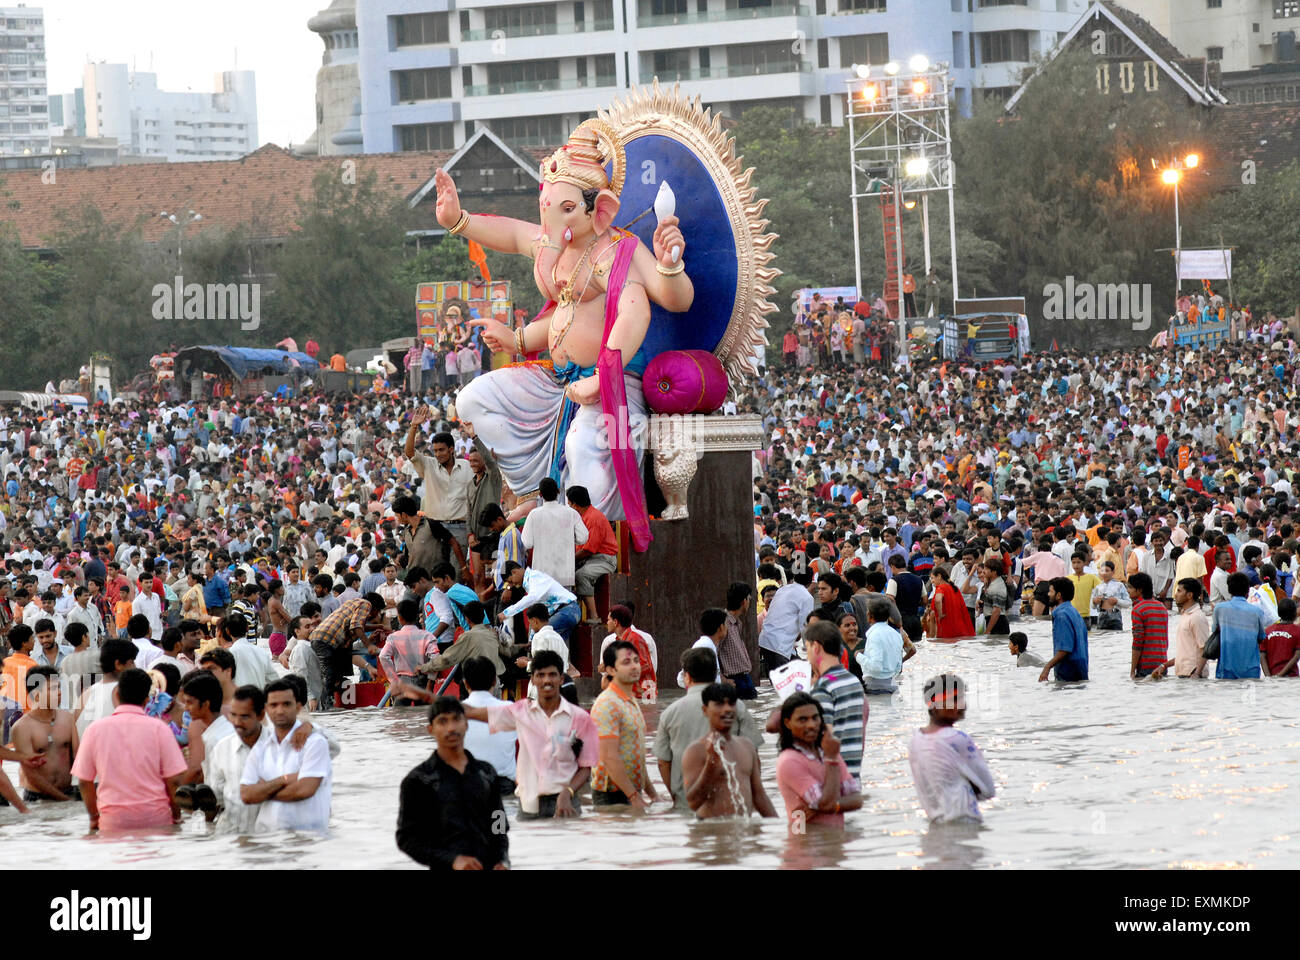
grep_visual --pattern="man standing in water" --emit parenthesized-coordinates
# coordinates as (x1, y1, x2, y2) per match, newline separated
(239, 679, 333, 832)
(1039, 577, 1089, 683)
(72, 668, 187, 831)
(679, 682, 776, 820)
(463, 651, 598, 819)
(590, 641, 658, 810)
(8, 666, 78, 802)
(397, 696, 510, 869)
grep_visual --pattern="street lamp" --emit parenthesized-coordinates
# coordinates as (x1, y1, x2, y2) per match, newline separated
(160, 209, 203, 273)
(1161, 154, 1200, 302)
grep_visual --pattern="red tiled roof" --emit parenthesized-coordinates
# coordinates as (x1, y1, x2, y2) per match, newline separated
(1206, 102, 1300, 190)
(1, 144, 455, 249)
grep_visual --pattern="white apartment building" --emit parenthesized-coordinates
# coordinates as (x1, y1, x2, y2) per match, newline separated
(0, 4, 49, 156)
(73, 63, 258, 162)
(1117, 0, 1300, 73)
(356, 0, 1092, 153)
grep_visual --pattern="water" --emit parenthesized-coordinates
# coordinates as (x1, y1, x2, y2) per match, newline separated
(4, 616, 1299, 869)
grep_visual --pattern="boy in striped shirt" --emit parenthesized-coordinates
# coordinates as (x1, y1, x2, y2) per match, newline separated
(1127, 573, 1168, 679)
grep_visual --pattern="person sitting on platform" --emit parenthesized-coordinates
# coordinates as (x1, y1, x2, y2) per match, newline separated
(497, 562, 583, 649)
(568, 485, 618, 624)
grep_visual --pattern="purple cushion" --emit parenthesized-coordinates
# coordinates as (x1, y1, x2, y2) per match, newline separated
(643, 350, 730, 415)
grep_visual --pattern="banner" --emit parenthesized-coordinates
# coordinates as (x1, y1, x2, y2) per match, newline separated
(1176, 249, 1231, 281)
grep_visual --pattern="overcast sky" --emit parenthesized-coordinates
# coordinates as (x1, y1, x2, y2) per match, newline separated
(43, 0, 324, 149)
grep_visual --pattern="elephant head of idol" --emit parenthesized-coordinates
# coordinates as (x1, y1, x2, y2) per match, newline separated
(536, 119, 626, 290)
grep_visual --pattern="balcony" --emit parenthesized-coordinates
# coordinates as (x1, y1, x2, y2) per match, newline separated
(462, 18, 614, 41)
(649, 60, 812, 81)
(637, 4, 808, 27)
(464, 73, 619, 96)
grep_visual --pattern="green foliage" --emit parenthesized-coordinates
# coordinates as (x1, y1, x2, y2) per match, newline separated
(956, 50, 1211, 346)
(1195, 160, 1300, 316)
(260, 167, 414, 347)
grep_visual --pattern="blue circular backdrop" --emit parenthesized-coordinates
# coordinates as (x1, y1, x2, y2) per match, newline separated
(609, 133, 738, 362)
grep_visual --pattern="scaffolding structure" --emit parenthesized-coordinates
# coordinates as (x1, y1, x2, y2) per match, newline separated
(845, 60, 958, 364)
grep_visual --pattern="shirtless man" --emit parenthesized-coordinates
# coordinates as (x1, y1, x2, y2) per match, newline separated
(680, 682, 777, 820)
(9, 665, 79, 802)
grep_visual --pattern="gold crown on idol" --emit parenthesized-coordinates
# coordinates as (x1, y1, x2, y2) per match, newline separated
(541, 119, 626, 196)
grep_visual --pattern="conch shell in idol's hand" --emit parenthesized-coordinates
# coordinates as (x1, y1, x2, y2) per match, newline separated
(654, 181, 680, 264)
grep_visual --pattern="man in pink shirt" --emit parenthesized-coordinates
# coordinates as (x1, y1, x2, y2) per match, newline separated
(1024, 538, 1068, 615)
(71, 668, 187, 832)
(463, 651, 598, 819)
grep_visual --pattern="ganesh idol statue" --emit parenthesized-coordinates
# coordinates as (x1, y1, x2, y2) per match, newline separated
(436, 82, 778, 551)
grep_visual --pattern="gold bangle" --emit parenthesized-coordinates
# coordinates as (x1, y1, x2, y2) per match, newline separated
(656, 259, 685, 277)
(515, 327, 526, 356)
(449, 211, 470, 236)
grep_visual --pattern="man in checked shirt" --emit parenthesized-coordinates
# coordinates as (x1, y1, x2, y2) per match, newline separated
(309, 594, 384, 711)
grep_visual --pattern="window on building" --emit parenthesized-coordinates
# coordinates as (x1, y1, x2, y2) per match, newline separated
(1276, 1, 1300, 17)
(485, 4, 559, 34)
(486, 59, 561, 87)
(977, 0, 1027, 6)
(652, 48, 692, 79)
(980, 86, 1014, 101)
(594, 53, 616, 81)
(646, 0, 688, 15)
(398, 122, 455, 151)
(392, 13, 449, 45)
(488, 114, 565, 147)
(952, 31, 965, 68)
(728, 40, 799, 73)
(1207, 0, 1222, 8)
(839, 33, 889, 67)
(396, 67, 452, 101)
(979, 30, 1030, 63)
(1206, 45, 1223, 60)
(840, 0, 886, 11)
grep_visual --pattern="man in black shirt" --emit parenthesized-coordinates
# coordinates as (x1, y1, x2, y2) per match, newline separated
(396, 696, 509, 870)
(887, 554, 925, 645)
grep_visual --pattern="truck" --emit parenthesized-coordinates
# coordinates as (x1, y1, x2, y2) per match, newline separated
(941, 297, 1030, 361)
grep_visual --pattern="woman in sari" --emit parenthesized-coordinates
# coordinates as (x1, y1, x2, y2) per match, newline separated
(929, 566, 975, 639)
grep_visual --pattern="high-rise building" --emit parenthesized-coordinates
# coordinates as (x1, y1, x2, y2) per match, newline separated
(64, 63, 258, 163)
(1116, 0, 1300, 74)
(1115, 0, 1300, 104)
(354, 0, 1091, 153)
(0, 4, 49, 156)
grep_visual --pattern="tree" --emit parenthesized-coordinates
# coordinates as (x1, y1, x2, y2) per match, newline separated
(261, 167, 415, 351)
(0, 222, 61, 388)
(956, 50, 1212, 346)
(43, 204, 155, 381)
(1194, 160, 1300, 317)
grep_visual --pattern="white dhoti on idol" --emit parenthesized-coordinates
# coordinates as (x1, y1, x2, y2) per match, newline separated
(456, 362, 647, 523)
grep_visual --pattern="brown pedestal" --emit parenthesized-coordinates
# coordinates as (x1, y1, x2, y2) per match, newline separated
(585, 447, 759, 689)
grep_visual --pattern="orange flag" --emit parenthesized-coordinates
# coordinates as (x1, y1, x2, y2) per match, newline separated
(467, 240, 491, 283)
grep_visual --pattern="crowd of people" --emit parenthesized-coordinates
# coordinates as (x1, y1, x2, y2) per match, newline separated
(3, 300, 1300, 866)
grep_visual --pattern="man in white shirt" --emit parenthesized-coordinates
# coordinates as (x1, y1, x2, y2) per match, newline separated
(222, 621, 281, 690)
(208, 685, 275, 833)
(757, 573, 814, 672)
(520, 477, 588, 588)
(65, 586, 105, 648)
(676, 608, 727, 688)
(461, 656, 517, 786)
(131, 576, 164, 642)
(404, 413, 472, 576)
(240, 679, 332, 832)
(498, 562, 583, 646)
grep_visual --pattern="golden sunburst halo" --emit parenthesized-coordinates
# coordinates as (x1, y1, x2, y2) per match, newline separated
(599, 79, 779, 390)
